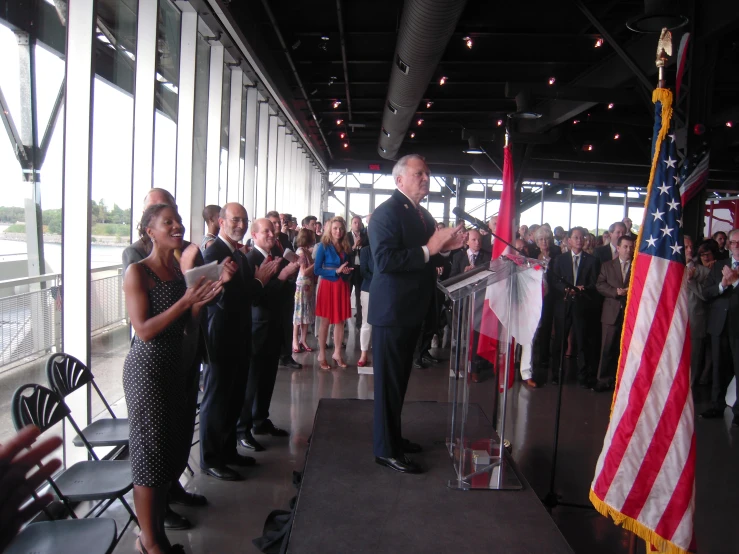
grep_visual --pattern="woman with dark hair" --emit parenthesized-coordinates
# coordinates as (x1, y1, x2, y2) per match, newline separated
(583, 232, 596, 255)
(314, 216, 353, 369)
(123, 204, 234, 554)
(292, 228, 317, 353)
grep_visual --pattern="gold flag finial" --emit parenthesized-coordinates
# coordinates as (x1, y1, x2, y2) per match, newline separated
(656, 28, 672, 87)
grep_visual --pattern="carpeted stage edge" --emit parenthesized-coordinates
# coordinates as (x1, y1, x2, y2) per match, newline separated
(286, 399, 573, 553)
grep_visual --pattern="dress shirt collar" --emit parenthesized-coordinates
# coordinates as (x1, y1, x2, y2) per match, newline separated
(397, 188, 418, 209)
(610, 243, 617, 256)
(253, 244, 270, 260)
(619, 256, 631, 264)
(218, 234, 235, 253)
(468, 248, 480, 261)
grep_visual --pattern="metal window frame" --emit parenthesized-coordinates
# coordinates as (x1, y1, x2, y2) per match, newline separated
(255, 99, 269, 216)
(204, 42, 224, 206)
(266, 110, 278, 211)
(242, 86, 258, 218)
(275, 124, 286, 210)
(226, 66, 243, 203)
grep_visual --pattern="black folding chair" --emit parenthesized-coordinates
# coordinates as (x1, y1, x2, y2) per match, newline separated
(46, 353, 129, 449)
(11, 384, 138, 544)
(6, 518, 117, 554)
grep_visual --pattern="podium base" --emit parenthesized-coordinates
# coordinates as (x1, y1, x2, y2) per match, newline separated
(446, 440, 523, 491)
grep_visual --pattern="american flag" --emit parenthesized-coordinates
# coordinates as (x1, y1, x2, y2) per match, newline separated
(678, 147, 709, 205)
(589, 89, 696, 554)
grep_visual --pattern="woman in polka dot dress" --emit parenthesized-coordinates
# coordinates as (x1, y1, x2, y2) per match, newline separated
(123, 204, 235, 554)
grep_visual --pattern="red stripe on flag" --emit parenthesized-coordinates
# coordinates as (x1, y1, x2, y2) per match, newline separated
(615, 255, 651, 387)
(654, 433, 696, 542)
(619, 333, 691, 517)
(593, 261, 684, 499)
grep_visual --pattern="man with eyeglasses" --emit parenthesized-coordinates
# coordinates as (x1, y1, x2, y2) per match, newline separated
(701, 228, 739, 426)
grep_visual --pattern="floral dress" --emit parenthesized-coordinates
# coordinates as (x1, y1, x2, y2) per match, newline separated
(293, 247, 316, 325)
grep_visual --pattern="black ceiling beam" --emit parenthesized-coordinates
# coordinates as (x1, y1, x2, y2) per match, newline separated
(505, 82, 642, 105)
(295, 59, 594, 65)
(295, 31, 604, 39)
(571, 0, 652, 93)
(335, 0, 353, 122)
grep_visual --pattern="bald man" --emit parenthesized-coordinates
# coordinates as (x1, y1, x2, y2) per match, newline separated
(200, 204, 280, 480)
(236, 218, 299, 451)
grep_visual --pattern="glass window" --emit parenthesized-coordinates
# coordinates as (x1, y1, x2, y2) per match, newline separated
(428, 201, 445, 222)
(520, 203, 542, 226)
(152, 0, 180, 194)
(327, 190, 346, 221)
(348, 192, 370, 219)
(598, 204, 626, 236)
(192, 32, 210, 235)
(374, 193, 392, 210)
(219, 64, 231, 203)
(374, 175, 396, 190)
(542, 201, 570, 230)
(89, 0, 138, 419)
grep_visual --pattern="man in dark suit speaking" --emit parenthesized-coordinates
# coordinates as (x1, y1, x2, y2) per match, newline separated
(368, 154, 465, 474)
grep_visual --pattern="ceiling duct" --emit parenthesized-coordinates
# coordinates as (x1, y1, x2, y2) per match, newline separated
(377, 0, 468, 160)
(627, 0, 689, 33)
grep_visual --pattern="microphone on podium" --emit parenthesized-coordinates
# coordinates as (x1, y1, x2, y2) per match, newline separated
(452, 207, 489, 231)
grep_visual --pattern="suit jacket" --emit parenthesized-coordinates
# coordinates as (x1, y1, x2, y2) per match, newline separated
(245, 248, 292, 325)
(272, 232, 292, 256)
(348, 229, 368, 267)
(360, 245, 374, 292)
(368, 189, 445, 327)
(686, 263, 710, 339)
(703, 258, 739, 337)
(550, 250, 601, 318)
(594, 244, 616, 266)
(449, 248, 492, 279)
(596, 257, 630, 325)
(202, 237, 263, 363)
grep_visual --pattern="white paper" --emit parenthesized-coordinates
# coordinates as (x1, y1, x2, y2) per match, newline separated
(184, 260, 223, 287)
(282, 248, 298, 263)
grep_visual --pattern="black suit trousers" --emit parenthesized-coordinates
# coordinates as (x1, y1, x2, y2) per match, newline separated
(711, 332, 739, 414)
(597, 314, 623, 383)
(238, 320, 282, 435)
(552, 302, 597, 383)
(199, 356, 249, 469)
(373, 325, 421, 458)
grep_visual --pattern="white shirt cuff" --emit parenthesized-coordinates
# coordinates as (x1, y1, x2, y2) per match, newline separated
(422, 245, 430, 263)
(439, 250, 451, 258)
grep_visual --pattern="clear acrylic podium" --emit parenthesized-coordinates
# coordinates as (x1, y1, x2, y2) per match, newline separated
(437, 254, 543, 491)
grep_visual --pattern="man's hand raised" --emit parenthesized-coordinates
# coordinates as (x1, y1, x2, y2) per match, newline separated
(255, 258, 281, 284)
(427, 223, 466, 256)
(278, 261, 300, 281)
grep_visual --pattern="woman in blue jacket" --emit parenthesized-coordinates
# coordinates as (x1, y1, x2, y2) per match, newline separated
(314, 216, 353, 369)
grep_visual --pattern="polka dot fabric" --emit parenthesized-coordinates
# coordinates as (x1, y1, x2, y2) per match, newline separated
(123, 264, 190, 487)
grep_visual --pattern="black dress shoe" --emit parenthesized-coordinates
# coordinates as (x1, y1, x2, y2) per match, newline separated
(226, 453, 257, 467)
(699, 407, 725, 419)
(252, 421, 289, 437)
(169, 490, 207, 507)
(164, 507, 192, 530)
(592, 381, 613, 393)
(422, 353, 441, 364)
(238, 434, 266, 451)
(280, 357, 303, 369)
(202, 465, 243, 481)
(375, 455, 423, 474)
(413, 358, 429, 369)
(401, 439, 423, 454)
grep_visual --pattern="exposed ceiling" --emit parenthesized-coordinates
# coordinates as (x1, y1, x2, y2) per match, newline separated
(226, 0, 739, 189)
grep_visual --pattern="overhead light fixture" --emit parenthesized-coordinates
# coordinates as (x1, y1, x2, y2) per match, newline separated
(607, 103, 615, 109)
(463, 136, 484, 155)
(417, 118, 424, 126)
(426, 101, 434, 109)
(627, 3, 689, 33)
(594, 37, 604, 48)
(439, 76, 447, 86)
(573, 119, 580, 125)
(463, 36, 473, 49)
(339, 132, 346, 139)
(508, 91, 542, 120)
(321, 35, 330, 41)
(614, 133, 620, 140)
(583, 144, 594, 151)
(727, 121, 734, 128)
(343, 142, 349, 149)
(410, 132, 416, 138)
(497, 119, 504, 126)
(548, 76, 556, 86)
(333, 100, 341, 109)
(336, 119, 343, 125)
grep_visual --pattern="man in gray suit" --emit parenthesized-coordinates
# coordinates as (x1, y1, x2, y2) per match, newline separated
(701, 228, 739, 425)
(594, 235, 635, 392)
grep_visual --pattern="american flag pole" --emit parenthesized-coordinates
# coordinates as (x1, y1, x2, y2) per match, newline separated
(589, 28, 696, 554)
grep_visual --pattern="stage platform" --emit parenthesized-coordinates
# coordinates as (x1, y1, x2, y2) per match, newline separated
(286, 399, 574, 553)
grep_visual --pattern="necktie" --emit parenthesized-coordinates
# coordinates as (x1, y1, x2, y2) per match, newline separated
(612, 246, 618, 260)
(733, 260, 739, 270)
(471, 253, 477, 266)
(622, 260, 629, 283)
(572, 255, 579, 283)
(416, 207, 427, 232)
(266, 255, 273, 263)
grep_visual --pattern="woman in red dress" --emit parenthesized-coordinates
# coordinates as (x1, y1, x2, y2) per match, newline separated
(314, 217, 353, 369)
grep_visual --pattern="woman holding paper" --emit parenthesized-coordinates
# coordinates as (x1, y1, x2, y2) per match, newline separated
(314, 216, 352, 369)
(292, 228, 317, 352)
(123, 203, 235, 554)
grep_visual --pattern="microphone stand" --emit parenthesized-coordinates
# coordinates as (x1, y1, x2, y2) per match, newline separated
(542, 268, 594, 513)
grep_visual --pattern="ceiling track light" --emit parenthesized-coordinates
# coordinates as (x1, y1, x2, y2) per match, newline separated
(594, 37, 604, 48)
(336, 119, 343, 125)
(343, 142, 349, 149)
(426, 101, 434, 109)
(417, 118, 424, 126)
(727, 121, 734, 128)
(333, 100, 341, 109)
(410, 132, 416, 138)
(583, 144, 594, 152)
(614, 133, 620, 140)
(607, 103, 615, 109)
(497, 119, 504, 126)
(463, 36, 473, 49)
(548, 76, 556, 86)
(439, 76, 447, 86)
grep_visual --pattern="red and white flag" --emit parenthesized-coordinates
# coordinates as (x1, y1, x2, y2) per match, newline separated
(590, 88, 696, 554)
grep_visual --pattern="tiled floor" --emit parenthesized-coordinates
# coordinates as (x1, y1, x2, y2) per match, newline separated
(100, 321, 738, 554)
